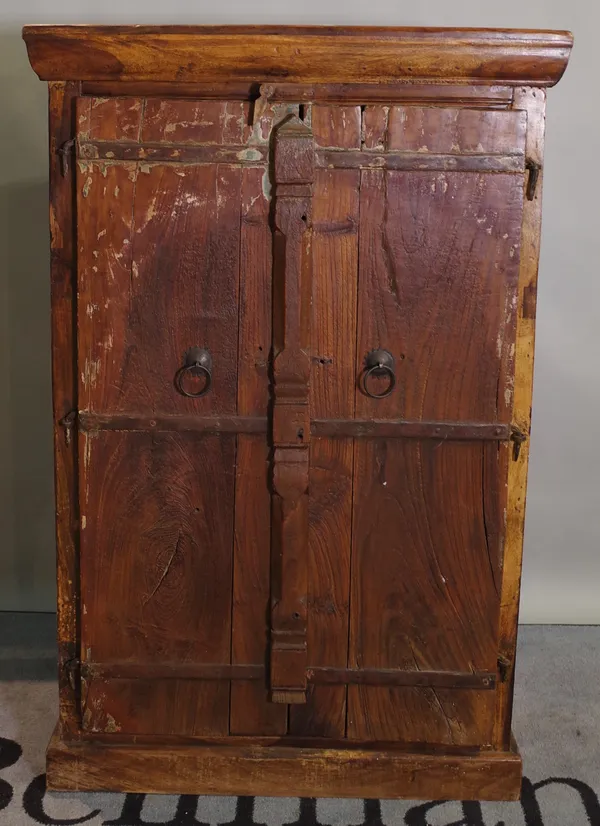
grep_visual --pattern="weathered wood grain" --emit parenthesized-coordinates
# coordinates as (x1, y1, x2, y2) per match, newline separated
(81, 661, 495, 689)
(80, 80, 516, 106)
(46, 726, 523, 799)
(493, 87, 547, 749)
(230, 164, 287, 735)
(386, 107, 527, 154)
(79, 431, 235, 735)
(24, 26, 572, 87)
(316, 150, 525, 173)
(77, 413, 511, 440)
(269, 115, 314, 703)
(289, 106, 360, 736)
(77, 96, 143, 141)
(77, 161, 242, 414)
(79, 142, 268, 165)
(48, 80, 81, 738)
(78, 413, 267, 433)
(312, 420, 510, 439)
(354, 115, 524, 423)
(348, 440, 503, 744)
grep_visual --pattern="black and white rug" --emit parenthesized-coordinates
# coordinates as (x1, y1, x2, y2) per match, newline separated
(1, 616, 599, 826)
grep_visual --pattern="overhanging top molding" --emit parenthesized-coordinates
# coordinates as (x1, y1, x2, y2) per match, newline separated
(23, 25, 573, 88)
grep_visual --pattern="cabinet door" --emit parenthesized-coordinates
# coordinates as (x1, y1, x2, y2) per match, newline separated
(295, 105, 526, 745)
(75, 96, 286, 735)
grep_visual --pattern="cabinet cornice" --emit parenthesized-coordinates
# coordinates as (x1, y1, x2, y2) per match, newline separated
(23, 25, 573, 88)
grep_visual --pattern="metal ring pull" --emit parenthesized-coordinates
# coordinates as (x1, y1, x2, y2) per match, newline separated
(362, 349, 396, 399)
(175, 347, 213, 398)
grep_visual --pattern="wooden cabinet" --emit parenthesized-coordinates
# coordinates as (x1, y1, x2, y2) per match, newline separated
(24, 25, 572, 800)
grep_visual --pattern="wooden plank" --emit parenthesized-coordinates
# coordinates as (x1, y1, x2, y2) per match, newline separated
(259, 82, 516, 106)
(23, 25, 573, 87)
(79, 432, 236, 735)
(46, 726, 523, 800)
(84, 663, 264, 681)
(48, 81, 80, 738)
(141, 99, 249, 144)
(77, 96, 143, 141)
(354, 168, 523, 424)
(289, 105, 360, 737)
(81, 81, 515, 106)
(269, 116, 315, 703)
(348, 440, 503, 745)
(386, 107, 527, 154)
(493, 88, 547, 749)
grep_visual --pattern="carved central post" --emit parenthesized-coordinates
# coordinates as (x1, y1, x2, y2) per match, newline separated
(269, 115, 314, 704)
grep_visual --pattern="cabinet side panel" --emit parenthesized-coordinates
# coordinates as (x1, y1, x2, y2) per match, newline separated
(49, 81, 80, 736)
(79, 431, 235, 736)
(231, 167, 287, 735)
(289, 109, 360, 736)
(494, 87, 547, 748)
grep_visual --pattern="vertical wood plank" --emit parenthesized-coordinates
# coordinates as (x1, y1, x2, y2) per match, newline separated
(141, 99, 247, 144)
(230, 166, 287, 735)
(290, 105, 360, 736)
(270, 115, 315, 703)
(49, 80, 80, 738)
(80, 96, 144, 142)
(494, 87, 547, 748)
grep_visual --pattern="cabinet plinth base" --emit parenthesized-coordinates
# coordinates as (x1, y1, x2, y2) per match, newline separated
(46, 725, 522, 800)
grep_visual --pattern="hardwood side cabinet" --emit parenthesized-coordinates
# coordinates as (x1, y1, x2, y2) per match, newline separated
(24, 25, 572, 800)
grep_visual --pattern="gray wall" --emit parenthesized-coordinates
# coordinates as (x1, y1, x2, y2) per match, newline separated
(0, 2, 597, 622)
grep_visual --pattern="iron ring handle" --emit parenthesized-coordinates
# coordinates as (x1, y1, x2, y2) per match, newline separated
(175, 347, 213, 398)
(362, 349, 396, 399)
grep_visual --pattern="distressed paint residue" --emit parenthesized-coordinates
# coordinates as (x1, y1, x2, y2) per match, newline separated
(81, 432, 98, 507)
(104, 713, 121, 733)
(237, 147, 263, 162)
(81, 358, 101, 389)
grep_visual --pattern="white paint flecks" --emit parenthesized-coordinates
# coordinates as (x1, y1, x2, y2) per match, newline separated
(81, 358, 101, 390)
(236, 147, 263, 162)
